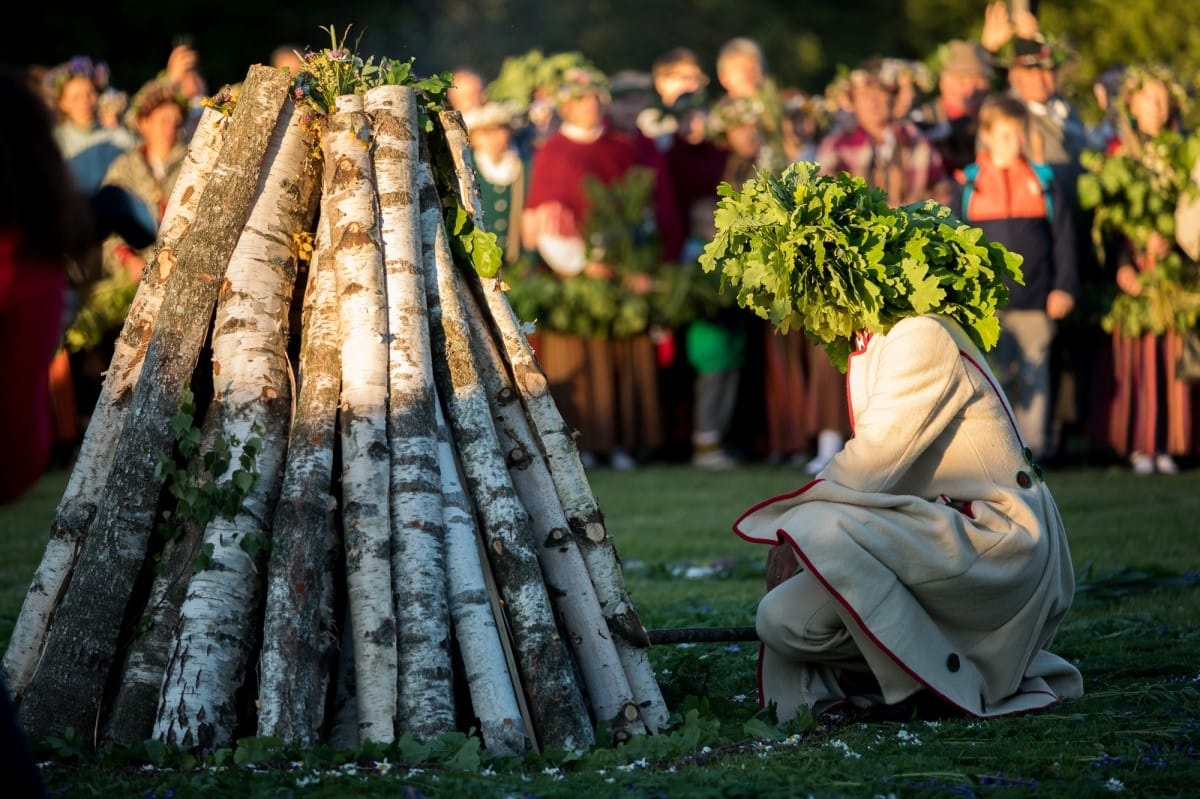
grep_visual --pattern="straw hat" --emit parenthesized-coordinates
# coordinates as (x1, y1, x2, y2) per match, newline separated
(940, 40, 993, 79)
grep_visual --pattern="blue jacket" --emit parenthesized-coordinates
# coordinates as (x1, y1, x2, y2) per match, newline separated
(954, 154, 1078, 311)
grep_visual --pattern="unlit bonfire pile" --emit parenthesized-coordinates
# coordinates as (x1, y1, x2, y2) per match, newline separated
(2, 63, 667, 757)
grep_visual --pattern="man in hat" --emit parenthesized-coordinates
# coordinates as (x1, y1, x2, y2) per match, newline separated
(909, 39, 995, 180)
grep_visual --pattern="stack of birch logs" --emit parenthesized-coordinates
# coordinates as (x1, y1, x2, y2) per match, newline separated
(2, 64, 668, 757)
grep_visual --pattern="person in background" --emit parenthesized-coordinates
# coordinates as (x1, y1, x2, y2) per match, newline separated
(683, 97, 772, 469)
(640, 46, 710, 152)
(909, 39, 995, 181)
(712, 36, 786, 173)
(0, 68, 97, 503)
(96, 87, 129, 134)
(163, 41, 207, 143)
(883, 57, 934, 122)
(462, 100, 528, 265)
(448, 66, 487, 115)
(270, 43, 306, 75)
(67, 78, 189, 438)
(779, 88, 826, 164)
(956, 95, 1078, 462)
(44, 55, 135, 195)
(521, 67, 679, 469)
(1100, 66, 1194, 474)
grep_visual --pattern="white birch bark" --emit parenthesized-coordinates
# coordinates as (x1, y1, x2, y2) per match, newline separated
(1, 106, 229, 699)
(366, 84, 455, 740)
(460, 284, 646, 742)
(103, 413, 219, 746)
(439, 110, 670, 733)
(434, 394, 531, 756)
(419, 159, 594, 752)
(323, 93, 396, 746)
(258, 216, 341, 745)
(16, 66, 293, 745)
(155, 97, 316, 750)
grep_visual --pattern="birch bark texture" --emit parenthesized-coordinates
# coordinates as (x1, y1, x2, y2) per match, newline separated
(1, 104, 230, 701)
(16, 65, 292, 744)
(322, 93, 398, 746)
(5, 64, 669, 757)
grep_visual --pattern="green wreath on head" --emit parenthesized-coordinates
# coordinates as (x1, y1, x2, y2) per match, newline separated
(698, 161, 1024, 372)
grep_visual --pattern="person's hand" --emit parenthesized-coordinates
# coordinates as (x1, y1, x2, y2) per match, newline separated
(1116, 264, 1143, 296)
(765, 543, 798, 591)
(1046, 289, 1075, 320)
(165, 44, 199, 86)
(1012, 10, 1041, 40)
(980, 1, 1013, 53)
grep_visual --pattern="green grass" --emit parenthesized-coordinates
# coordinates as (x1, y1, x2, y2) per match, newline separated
(2, 462, 1199, 797)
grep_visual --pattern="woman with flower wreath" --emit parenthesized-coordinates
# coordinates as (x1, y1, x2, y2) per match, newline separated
(702, 163, 1083, 723)
(1082, 65, 1200, 475)
(65, 78, 190, 438)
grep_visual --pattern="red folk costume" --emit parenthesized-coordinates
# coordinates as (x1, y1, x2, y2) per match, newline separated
(525, 125, 679, 461)
(0, 231, 67, 503)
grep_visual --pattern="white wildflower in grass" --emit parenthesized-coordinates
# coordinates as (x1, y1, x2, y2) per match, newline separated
(1105, 778, 1126, 792)
(895, 728, 922, 746)
(616, 757, 650, 772)
(784, 733, 805, 746)
(295, 774, 321, 788)
(826, 738, 863, 759)
(481, 765, 497, 776)
(340, 762, 358, 776)
(701, 746, 713, 754)
(407, 768, 425, 778)
(542, 766, 564, 780)
(373, 758, 391, 774)
(139, 764, 157, 772)
(731, 693, 750, 702)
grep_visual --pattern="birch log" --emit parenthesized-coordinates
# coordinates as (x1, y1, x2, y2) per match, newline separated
(437, 110, 669, 732)
(102, 414, 219, 746)
(258, 218, 341, 745)
(366, 84, 455, 741)
(459, 276, 646, 742)
(434, 392, 531, 757)
(1, 105, 229, 699)
(322, 93, 396, 746)
(420, 160, 594, 752)
(154, 96, 317, 751)
(16, 65, 293, 745)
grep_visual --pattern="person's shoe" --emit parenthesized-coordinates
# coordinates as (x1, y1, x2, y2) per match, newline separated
(1130, 452, 1154, 475)
(1155, 453, 1179, 475)
(610, 449, 638, 471)
(692, 448, 737, 470)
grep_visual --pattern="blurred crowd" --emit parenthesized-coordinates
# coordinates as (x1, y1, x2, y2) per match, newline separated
(1, 41, 304, 504)
(452, 2, 1200, 476)
(3, 2, 1200, 510)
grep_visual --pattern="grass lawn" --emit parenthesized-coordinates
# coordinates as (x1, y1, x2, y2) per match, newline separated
(2, 461, 1198, 797)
